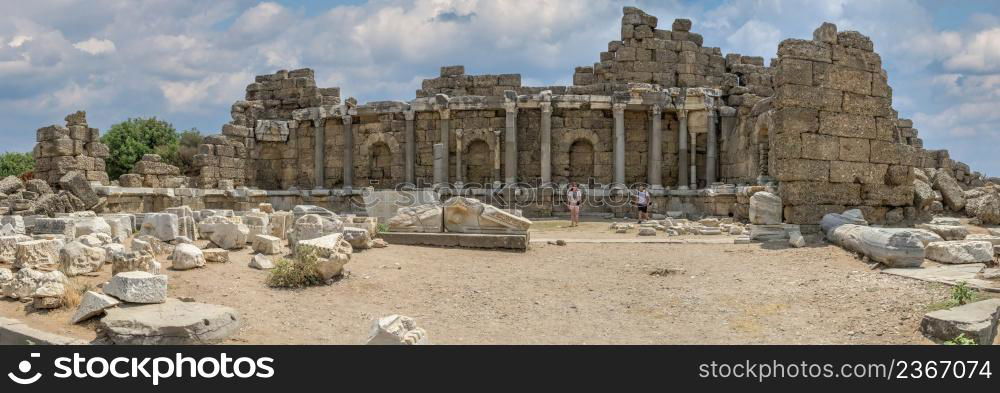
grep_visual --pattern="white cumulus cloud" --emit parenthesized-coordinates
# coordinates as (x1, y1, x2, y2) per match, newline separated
(73, 38, 116, 55)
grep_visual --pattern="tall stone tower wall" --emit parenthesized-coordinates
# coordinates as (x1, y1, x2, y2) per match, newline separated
(769, 23, 917, 224)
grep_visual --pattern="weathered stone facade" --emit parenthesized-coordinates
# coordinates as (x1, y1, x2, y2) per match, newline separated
(114, 7, 989, 225)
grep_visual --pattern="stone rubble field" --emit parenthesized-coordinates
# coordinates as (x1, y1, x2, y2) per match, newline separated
(1, 202, 997, 344)
(0, 171, 997, 344)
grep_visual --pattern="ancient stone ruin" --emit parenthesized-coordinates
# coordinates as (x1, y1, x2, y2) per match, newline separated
(33, 111, 111, 186)
(1, 6, 999, 346)
(70, 6, 967, 231)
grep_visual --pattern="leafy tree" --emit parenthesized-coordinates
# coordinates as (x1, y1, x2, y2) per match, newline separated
(174, 129, 203, 176)
(0, 152, 34, 178)
(101, 118, 179, 180)
(154, 128, 202, 176)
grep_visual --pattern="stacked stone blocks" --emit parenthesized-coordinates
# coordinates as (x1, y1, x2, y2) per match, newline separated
(33, 111, 110, 186)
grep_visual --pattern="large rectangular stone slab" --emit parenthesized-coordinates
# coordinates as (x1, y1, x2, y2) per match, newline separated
(379, 232, 529, 251)
(363, 190, 440, 223)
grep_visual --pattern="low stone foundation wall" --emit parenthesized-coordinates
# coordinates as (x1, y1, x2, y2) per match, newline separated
(96, 185, 740, 219)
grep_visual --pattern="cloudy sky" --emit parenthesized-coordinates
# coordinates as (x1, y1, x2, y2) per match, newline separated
(2, 0, 999, 175)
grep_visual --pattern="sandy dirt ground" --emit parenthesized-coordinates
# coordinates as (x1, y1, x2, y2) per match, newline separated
(1, 219, 990, 345)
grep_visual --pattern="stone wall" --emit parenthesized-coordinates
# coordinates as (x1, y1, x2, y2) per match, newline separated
(194, 69, 342, 189)
(418, 65, 522, 98)
(119, 154, 185, 188)
(33, 111, 110, 186)
(572, 7, 725, 91)
(769, 23, 916, 225)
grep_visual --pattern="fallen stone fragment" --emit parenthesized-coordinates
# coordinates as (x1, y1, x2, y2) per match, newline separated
(342, 227, 373, 249)
(98, 298, 241, 345)
(111, 252, 159, 275)
(170, 243, 206, 270)
(966, 234, 1000, 246)
(925, 241, 994, 264)
(5, 268, 67, 300)
(248, 254, 274, 270)
(31, 282, 65, 309)
(59, 240, 106, 276)
(70, 291, 121, 324)
(933, 171, 966, 212)
(789, 231, 806, 248)
(139, 213, 179, 242)
(915, 224, 968, 241)
(210, 222, 250, 250)
(14, 239, 63, 270)
(366, 314, 429, 345)
(251, 234, 282, 255)
(203, 248, 230, 263)
(920, 298, 1000, 345)
(822, 210, 926, 268)
(638, 227, 656, 236)
(749, 191, 782, 225)
(103, 271, 167, 304)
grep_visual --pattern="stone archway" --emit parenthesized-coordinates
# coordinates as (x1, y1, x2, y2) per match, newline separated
(465, 139, 491, 186)
(568, 139, 595, 184)
(556, 129, 600, 185)
(360, 133, 402, 188)
(368, 142, 393, 188)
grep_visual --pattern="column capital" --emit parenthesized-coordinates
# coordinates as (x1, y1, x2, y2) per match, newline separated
(503, 102, 517, 114)
(612, 102, 627, 114)
(677, 109, 688, 119)
(539, 101, 552, 113)
(438, 109, 451, 120)
(404, 110, 416, 121)
(311, 118, 325, 128)
(707, 108, 718, 118)
(455, 129, 464, 139)
(342, 115, 352, 125)
(650, 104, 662, 117)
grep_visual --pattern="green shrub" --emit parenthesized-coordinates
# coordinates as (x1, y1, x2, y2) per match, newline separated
(951, 282, 975, 306)
(266, 249, 324, 288)
(0, 152, 34, 178)
(944, 334, 977, 345)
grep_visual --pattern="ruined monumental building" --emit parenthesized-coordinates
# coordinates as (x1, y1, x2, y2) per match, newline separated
(34, 7, 994, 229)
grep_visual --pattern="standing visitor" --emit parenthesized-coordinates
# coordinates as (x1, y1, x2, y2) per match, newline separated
(567, 182, 583, 227)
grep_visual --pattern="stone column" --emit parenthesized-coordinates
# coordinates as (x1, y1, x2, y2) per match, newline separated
(313, 119, 325, 189)
(455, 129, 464, 186)
(539, 101, 552, 187)
(677, 110, 689, 190)
(432, 143, 446, 186)
(504, 102, 518, 185)
(612, 103, 626, 187)
(438, 109, 450, 185)
(492, 130, 502, 184)
(648, 105, 662, 189)
(342, 115, 354, 190)
(706, 109, 718, 185)
(404, 110, 415, 184)
(689, 126, 697, 190)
